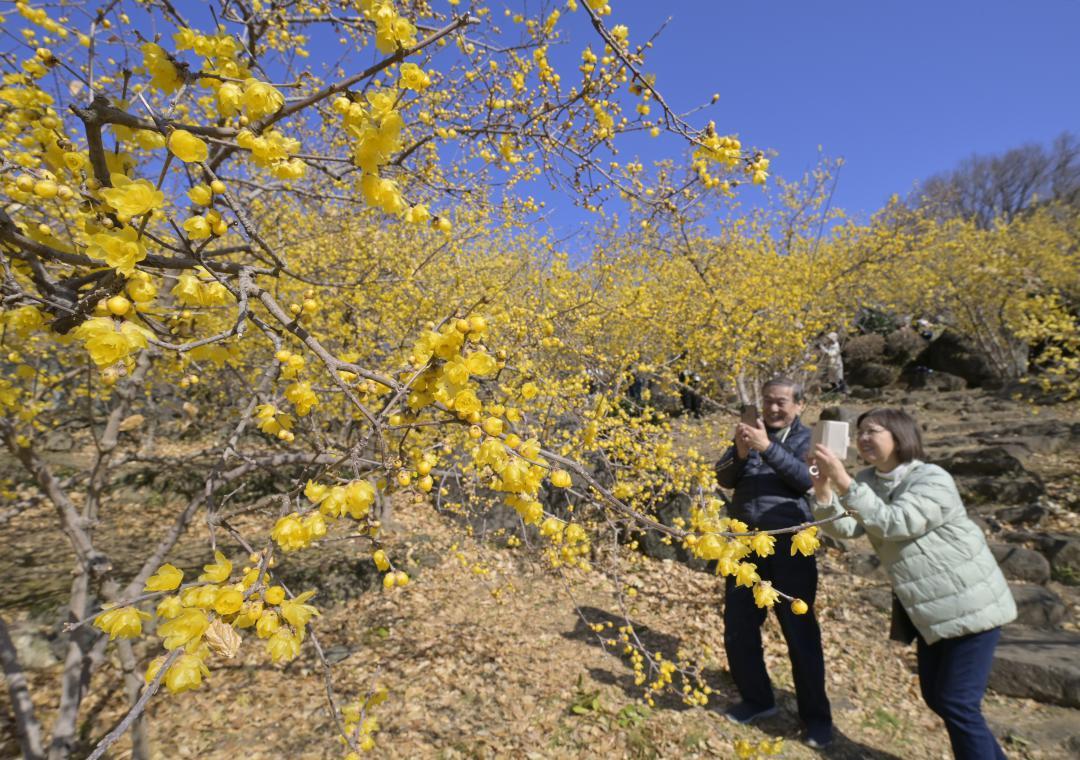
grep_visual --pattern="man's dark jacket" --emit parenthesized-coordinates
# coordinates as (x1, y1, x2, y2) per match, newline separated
(715, 417, 813, 529)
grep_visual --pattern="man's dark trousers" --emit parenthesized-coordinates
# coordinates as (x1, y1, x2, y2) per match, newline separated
(723, 534, 831, 728)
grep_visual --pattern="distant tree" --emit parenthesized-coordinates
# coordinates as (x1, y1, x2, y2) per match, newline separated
(913, 132, 1080, 227)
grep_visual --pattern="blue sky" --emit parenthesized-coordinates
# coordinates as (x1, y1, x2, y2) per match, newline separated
(535, 0, 1080, 234)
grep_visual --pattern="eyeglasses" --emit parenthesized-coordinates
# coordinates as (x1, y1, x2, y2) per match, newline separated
(856, 426, 889, 439)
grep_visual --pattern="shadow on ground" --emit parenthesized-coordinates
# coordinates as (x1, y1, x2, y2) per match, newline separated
(564, 605, 905, 759)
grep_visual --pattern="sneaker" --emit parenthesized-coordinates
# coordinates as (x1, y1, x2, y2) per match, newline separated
(804, 722, 833, 749)
(723, 702, 779, 724)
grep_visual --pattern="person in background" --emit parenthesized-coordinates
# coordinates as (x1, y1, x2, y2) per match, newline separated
(809, 408, 1016, 760)
(820, 332, 847, 395)
(715, 377, 833, 749)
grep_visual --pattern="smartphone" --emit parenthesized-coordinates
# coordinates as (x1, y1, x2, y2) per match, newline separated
(740, 404, 759, 426)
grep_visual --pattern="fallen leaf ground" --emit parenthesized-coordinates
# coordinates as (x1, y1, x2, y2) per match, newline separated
(2, 390, 1078, 759)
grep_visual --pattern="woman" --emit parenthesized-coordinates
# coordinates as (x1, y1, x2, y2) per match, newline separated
(809, 408, 1016, 760)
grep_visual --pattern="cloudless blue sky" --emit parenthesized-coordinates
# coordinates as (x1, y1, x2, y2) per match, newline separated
(536, 0, 1080, 237)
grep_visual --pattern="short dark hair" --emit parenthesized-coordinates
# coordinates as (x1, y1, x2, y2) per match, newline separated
(762, 376, 804, 403)
(856, 408, 925, 464)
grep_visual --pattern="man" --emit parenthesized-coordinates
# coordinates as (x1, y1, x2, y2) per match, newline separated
(715, 377, 833, 749)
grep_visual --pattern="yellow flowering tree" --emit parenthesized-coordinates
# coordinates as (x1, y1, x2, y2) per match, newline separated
(0, 1, 811, 758)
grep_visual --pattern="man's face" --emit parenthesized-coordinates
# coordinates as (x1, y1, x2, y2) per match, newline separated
(761, 385, 803, 429)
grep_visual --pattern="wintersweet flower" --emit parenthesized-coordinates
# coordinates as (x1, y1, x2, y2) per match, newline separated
(73, 317, 152, 367)
(199, 550, 232, 583)
(241, 78, 284, 118)
(164, 653, 210, 694)
(93, 605, 150, 639)
(266, 628, 301, 663)
(734, 562, 760, 589)
(750, 532, 776, 558)
(255, 610, 281, 639)
(168, 129, 209, 163)
(99, 174, 165, 221)
(144, 563, 184, 591)
(213, 587, 244, 616)
(753, 581, 780, 608)
(791, 526, 821, 557)
(280, 590, 319, 629)
(86, 225, 147, 275)
(156, 595, 183, 619)
(398, 62, 431, 91)
(141, 43, 182, 92)
(182, 215, 212, 240)
(157, 608, 209, 649)
(271, 512, 309, 552)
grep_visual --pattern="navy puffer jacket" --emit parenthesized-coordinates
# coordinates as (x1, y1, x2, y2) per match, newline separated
(715, 417, 813, 529)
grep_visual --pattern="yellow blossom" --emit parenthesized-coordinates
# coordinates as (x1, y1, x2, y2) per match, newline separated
(93, 605, 150, 639)
(157, 608, 209, 650)
(753, 581, 780, 608)
(86, 225, 146, 275)
(144, 563, 184, 592)
(734, 562, 759, 588)
(750, 532, 776, 557)
(99, 174, 165, 221)
(168, 129, 209, 163)
(791, 526, 820, 557)
(199, 550, 233, 583)
(164, 653, 210, 694)
(266, 628, 301, 663)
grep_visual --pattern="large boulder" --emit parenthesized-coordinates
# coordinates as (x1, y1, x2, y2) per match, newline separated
(934, 447, 1045, 507)
(991, 544, 1052, 584)
(1001, 532, 1080, 587)
(884, 327, 929, 365)
(1009, 584, 1066, 629)
(848, 362, 900, 389)
(990, 627, 1080, 708)
(915, 330, 1000, 387)
(842, 333, 886, 366)
(903, 368, 967, 391)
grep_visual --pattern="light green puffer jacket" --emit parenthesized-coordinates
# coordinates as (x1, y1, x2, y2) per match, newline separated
(813, 461, 1016, 644)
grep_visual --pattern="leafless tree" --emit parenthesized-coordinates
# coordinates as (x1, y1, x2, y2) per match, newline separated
(913, 131, 1080, 227)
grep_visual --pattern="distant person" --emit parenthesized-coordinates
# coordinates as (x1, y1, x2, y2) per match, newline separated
(715, 377, 833, 749)
(809, 408, 1016, 760)
(820, 332, 847, 395)
(678, 369, 704, 418)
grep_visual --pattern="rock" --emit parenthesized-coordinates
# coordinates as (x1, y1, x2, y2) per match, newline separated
(859, 586, 892, 612)
(990, 626, 1080, 708)
(848, 362, 900, 389)
(994, 503, 1048, 527)
(935, 447, 1045, 506)
(991, 544, 1051, 584)
(848, 386, 882, 400)
(817, 406, 859, 424)
(42, 429, 75, 451)
(904, 368, 967, 391)
(848, 551, 886, 580)
(1009, 584, 1066, 629)
(884, 327, 929, 365)
(971, 420, 1080, 456)
(915, 330, 1001, 388)
(1047, 538, 1080, 586)
(842, 333, 887, 365)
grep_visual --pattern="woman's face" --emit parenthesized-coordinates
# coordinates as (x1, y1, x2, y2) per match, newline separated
(856, 420, 898, 468)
